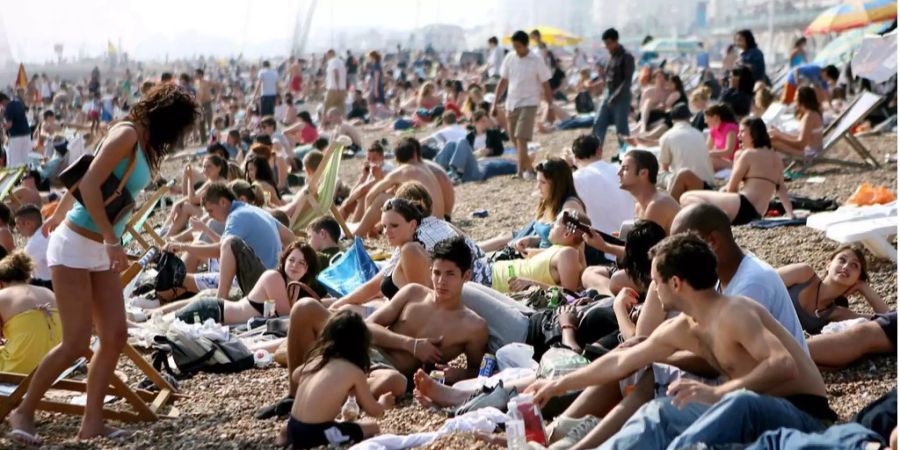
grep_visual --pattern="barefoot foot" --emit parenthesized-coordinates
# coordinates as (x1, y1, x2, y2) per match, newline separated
(412, 369, 470, 408)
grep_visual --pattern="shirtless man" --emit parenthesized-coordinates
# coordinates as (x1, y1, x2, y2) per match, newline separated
(194, 68, 220, 143)
(582, 149, 679, 261)
(264, 237, 488, 417)
(354, 137, 447, 237)
(527, 233, 836, 450)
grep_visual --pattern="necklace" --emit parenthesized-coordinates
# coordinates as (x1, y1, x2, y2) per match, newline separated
(813, 279, 827, 318)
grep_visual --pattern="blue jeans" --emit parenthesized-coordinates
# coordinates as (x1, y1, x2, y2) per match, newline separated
(601, 391, 828, 450)
(591, 92, 631, 149)
(745, 423, 883, 450)
(435, 139, 516, 182)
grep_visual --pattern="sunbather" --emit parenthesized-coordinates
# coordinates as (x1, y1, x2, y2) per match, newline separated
(581, 220, 667, 297)
(148, 240, 321, 325)
(0, 251, 61, 374)
(778, 244, 889, 334)
(807, 311, 896, 369)
(681, 117, 794, 225)
(161, 154, 228, 238)
(769, 86, 824, 159)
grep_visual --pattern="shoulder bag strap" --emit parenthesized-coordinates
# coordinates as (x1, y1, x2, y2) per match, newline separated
(102, 122, 140, 206)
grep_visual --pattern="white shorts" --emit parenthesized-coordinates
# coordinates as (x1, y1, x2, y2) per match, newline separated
(47, 224, 111, 272)
(7, 135, 32, 168)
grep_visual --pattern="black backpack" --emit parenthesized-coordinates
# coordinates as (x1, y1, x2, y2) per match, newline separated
(151, 329, 254, 378)
(575, 91, 595, 113)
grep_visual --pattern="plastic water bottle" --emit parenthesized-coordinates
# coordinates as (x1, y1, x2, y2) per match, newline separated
(341, 395, 360, 422)
(506, 399, 527, 450)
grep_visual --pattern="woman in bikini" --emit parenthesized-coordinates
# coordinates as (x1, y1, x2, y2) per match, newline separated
(769, 86, 824, 160)
(778, 244, 888, 335)
(162, 154, 228, 238)
(680, 117, 794, 225)
(148, 241, 322, 325)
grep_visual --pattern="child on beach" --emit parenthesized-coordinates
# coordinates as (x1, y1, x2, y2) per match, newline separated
(277, 310, 394, 449)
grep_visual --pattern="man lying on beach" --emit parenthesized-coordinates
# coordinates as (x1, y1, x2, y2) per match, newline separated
(257, 236, 488, 419)
(526, 233, 836, 450)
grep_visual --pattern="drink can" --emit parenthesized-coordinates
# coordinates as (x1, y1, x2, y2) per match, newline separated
(479, 353, 497, 378)
(429, 370, 445, 385)
(507, 265, 515, 279)
(264, 299, 276, 317)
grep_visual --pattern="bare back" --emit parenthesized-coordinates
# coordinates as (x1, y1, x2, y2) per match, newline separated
(0, 284, 56, 323)
(387, 163, 446, 218)
(292, 358, 365, 423)
(730, 148, 784, 215)
(635, 192, 680, 234)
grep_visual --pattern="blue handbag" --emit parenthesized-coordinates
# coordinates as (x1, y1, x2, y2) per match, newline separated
(315, 237, 379, 297)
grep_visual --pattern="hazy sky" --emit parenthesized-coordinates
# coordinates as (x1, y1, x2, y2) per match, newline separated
(4, 0, 488, 62)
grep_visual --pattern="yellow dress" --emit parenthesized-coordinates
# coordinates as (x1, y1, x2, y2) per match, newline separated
(0, 306, 61, 374)
(491, 245, 565, 293)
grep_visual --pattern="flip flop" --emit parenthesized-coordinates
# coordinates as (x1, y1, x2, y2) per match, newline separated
(7, 428, 42, 446)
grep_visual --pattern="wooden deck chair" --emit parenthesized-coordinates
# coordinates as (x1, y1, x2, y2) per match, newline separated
(0, 167, 26, 209)
(786, 92, 885, 174)
(121, 184, 170, 252)
(289, 142, 352, 237)
(0, 248, 183, 423)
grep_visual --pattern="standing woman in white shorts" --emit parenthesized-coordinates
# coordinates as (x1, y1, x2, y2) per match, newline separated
(6, 83, 198, 445)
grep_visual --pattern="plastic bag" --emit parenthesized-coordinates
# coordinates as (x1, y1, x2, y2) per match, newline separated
(538, 347, 589, 379)
(496, 343, 539, 371)
(316, 237, 379, 297)
(847, 183, 896, 206)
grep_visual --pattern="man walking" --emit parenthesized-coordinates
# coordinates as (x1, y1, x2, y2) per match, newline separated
(324, 49, 348, 117)
(592, 28, 635, 153)
(491, 30, 554, 178)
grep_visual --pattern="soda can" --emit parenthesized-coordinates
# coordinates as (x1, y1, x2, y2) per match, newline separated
(264, 299, 276, 317)
(479, 353, 497, 378)
(429, 370, 445, 385)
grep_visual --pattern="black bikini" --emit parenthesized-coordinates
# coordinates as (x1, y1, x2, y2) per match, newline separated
(286, 416, 364, 449)
(380, 272, 400, 299)
(734, 176, 782, 226)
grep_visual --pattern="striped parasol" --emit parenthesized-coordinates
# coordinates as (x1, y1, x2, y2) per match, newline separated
(813, 21, 892, 65)
(805, 0, 897, 35)
(15, 63, 27, 90)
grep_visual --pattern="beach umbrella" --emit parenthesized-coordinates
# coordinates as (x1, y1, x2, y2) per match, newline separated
(805, 0, 897, 35)
(813, 22, 889, 65)
(640, 38, 702, 54)
(851, 30, 897, 83)
(503, 26, 583, 47)
(15, 63, 27, 90)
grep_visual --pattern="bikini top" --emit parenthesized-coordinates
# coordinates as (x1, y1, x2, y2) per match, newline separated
(743, 175, 781, 190)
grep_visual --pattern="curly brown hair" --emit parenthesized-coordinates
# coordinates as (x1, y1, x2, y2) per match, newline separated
(127, 83, 199, 172)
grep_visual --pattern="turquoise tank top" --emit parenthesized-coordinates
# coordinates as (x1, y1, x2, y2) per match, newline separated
(66, 144, 152, 238)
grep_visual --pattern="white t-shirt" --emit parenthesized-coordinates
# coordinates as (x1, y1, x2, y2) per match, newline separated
(428, 125, 468, 147)
(573, 160, 635, 235)
(487, 47, 504, 77)
(500, 51, 551, 110)
(325, 57, 347, 91)
(658, 122, 715, 187)
(25, 231, 51, 281)
(720, 253, 809, 353)
(258, 69, 278, 96)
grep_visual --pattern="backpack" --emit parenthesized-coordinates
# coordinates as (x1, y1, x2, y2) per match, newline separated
(151, 327, 254, 378)
(575, 91, 595, 113)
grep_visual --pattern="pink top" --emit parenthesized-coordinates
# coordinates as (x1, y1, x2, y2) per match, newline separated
(710, 121, 739, 160)
(299, 123, 319, 145)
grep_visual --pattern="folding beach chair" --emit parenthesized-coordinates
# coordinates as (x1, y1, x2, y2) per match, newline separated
(121, 184, 170, 253)
(289, 142, 352, 237)
(0, 167, 26, 208)
(0, 247, 182, 423)
(786, 91, 884, 173)
(807, 202, 898, 262)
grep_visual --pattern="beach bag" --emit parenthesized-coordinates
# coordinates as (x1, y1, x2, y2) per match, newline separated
(154, 251, 186, 292)
(57, 123, 139, 225)
(151, 330, 254, 377)
(316, 237, 379, 297)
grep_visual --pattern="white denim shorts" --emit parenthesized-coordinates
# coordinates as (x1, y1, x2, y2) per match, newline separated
(47, 223, 111, 272)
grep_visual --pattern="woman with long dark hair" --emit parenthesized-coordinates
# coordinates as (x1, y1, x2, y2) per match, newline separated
(735, 29, 767, 83)
(769, 86, 824, 159)
(681, 117, 793, 225)
(244, 152, 283, 207)
(8, 83, 198, 444)
(719, 65, 754, 117)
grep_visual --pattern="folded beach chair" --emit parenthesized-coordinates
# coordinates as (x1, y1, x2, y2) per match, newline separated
(0, 248, 182, 423)
(786, 92, 884, 173)
(761, 102, 788, 127)
(0, 167, 26, 208)
(121, 184, 170, 253)
(826, 216, 897, 262)
(289, 142, 352, 237)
